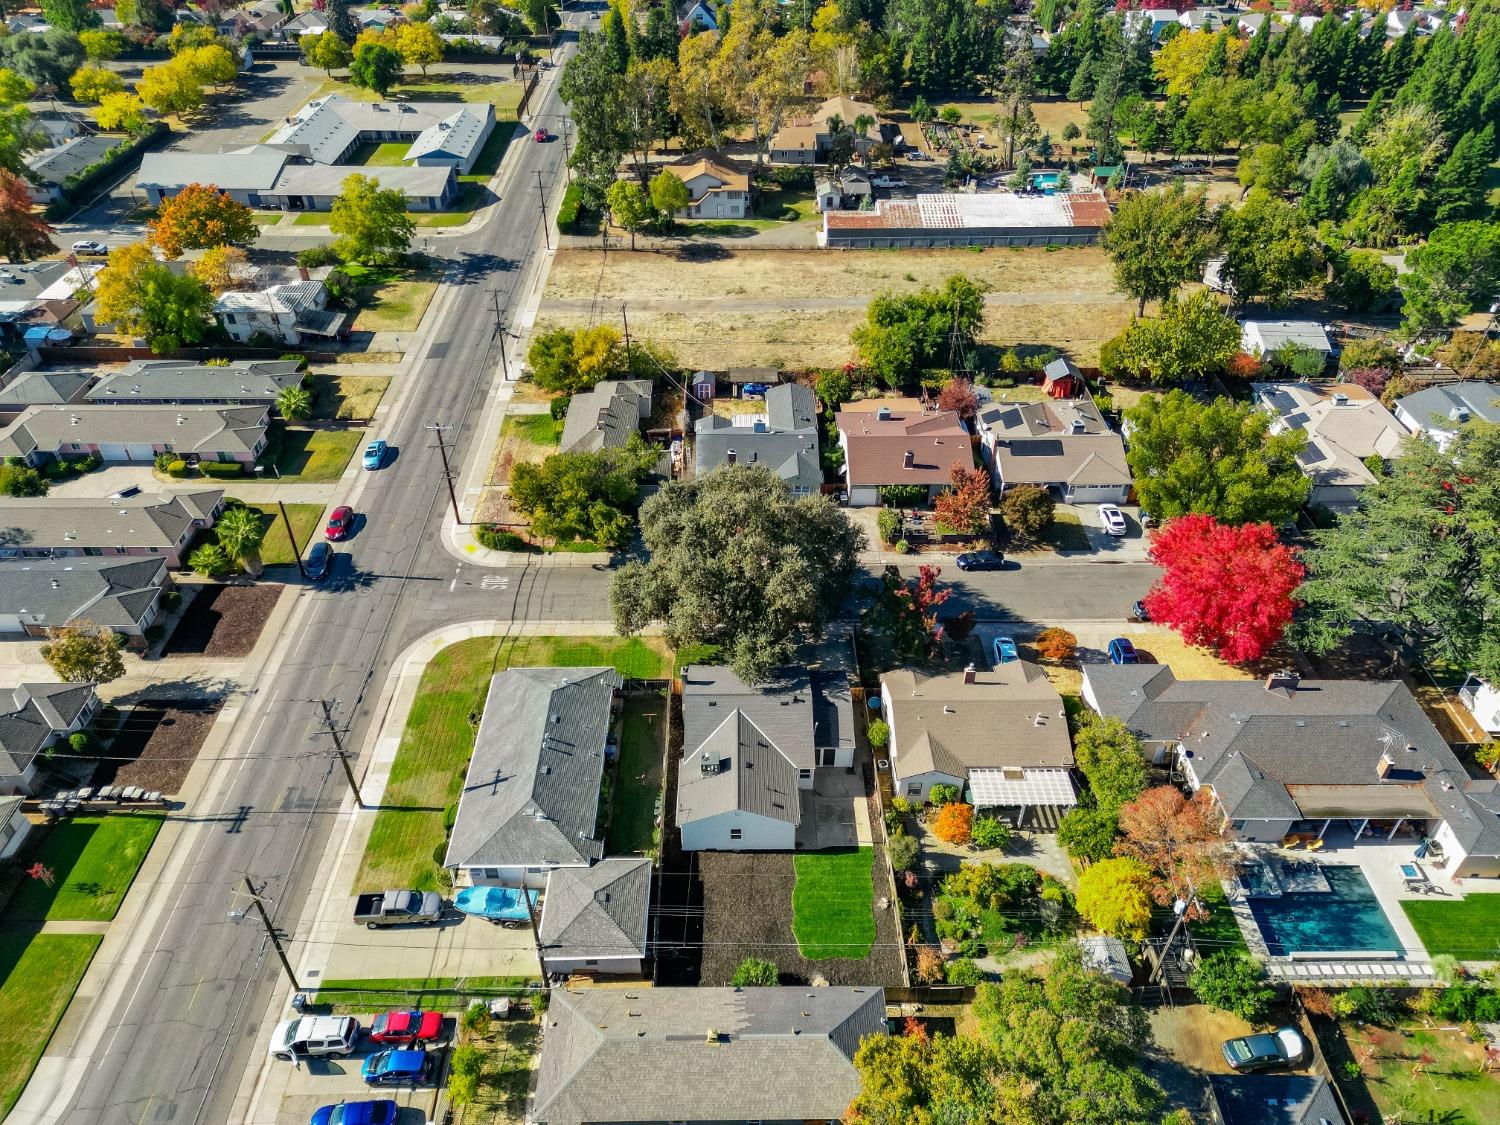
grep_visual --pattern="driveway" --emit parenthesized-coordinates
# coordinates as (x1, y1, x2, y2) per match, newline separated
(46, 464, 161, 499)
(1075, 502, 1153, 560)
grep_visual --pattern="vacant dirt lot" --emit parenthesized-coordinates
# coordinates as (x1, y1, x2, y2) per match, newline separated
(93, 702, 222, 794)
(164, 584, 284, 659)
(539, 246, 1135, 368)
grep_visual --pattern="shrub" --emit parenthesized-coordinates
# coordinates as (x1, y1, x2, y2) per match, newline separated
(280, 353, 310, 370)
(188, 542, 232, 577)
(166, 459, 189, 477)
(880, 483, 929, 508)
(932, 802, 974, 845)
(161, 589, 182, 611)
(1033, 626, 1077, 663)
(297, 243, 340, 268)
(867, 718, 890, 749)
(891, 796, 915, 816)
(557, 180, 583, 233)
(941, 862, 1039, 910)
(1226, 351, 1263, 380)
(153, 452, 177, 471)
(68, 731, 91, 753)
(0, 463, 46, 497)
(1189, 952, 1274, 1022)
(929, 783, 963, 806)
(461, 1001, 491, 1037)
(914, 945, 945, 984)
(893, 538, 911, 554)
(1331, 984, 1407, 1025)
(970, 816, 1012, 851)
(731, 957, 779, 986)
(549, 395, 572, 421)
(199, 460, 243, 478)
(1344, 366, 1393, 398)
(945, 957, 983, 986)
(476, 525, 527, 551)
(888, 831, 919, 871)
(876, 507, 901, 544)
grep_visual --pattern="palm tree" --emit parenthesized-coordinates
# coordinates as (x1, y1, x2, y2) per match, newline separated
(852, 113, 877, 164)
(276, 384, 313, 421)
(214, 505, 267, 578)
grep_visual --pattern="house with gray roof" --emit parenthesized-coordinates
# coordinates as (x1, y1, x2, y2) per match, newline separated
(1254, 381, 1410, 509)
(261, 161, 458, 211)
(215, 280, 349, 347)
(25, 135, 123, 203)
(537, 857, 652, 976)
(694, 382, 822, 495)
(87, 359, 303, 408)
(1210, 1074, 1347, 1125)
(0, 794, 30, 859)
(0, 369, 93, 418)
(0, 490, 223, 567)
(677, 664, 854, 851)
(445, 667, 623, 888)
(1083, 666, 1500, 878)
(559, 379, 652, 455)
(975, 394, 1130, 504)
(406, 107, 497, 175)
(880, 662, 1076, 824)
(1240, 320, 1338, 362)
(0, 556, 169, 642)
(137, 145, 293, 208)
(267, 95, 495, 173)
(1392, 381, 1500, 452)
(532, 985, 885, 1125)
(1, 681, 99, 794)
(0, 404, 269, 465)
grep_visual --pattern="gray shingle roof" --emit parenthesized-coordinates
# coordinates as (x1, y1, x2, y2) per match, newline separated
(559, 380, 650, 455)
(0, 404, 268, 459)
(538, 857, 652, 961)
(88, 360, 303, 406)
(677, 709, 802, 827)
(1394, 381, 1500, 429)
(694, 384, 822, 491)
(268, 162, 453, 199)
(406, 107, 492, 161)
(0, 369, 93, 407)
(0, 490, 223, 553)
(26, 136, 122, 186)
(1210, 1074, 1347, 1125)
(681, 665, 818, 770)
(1, 682, 96, 778)
(0, 556, 166, 632)
(445, 667, 622, 871)
(764, 381, 816, 430)
(137, 145, 291, 193)
(532, 986, 886, 1125)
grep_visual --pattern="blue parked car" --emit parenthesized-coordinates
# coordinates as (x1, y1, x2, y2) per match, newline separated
(992, 635, 1019, 664)
(362, 1048, 430, 1087)
(310, 1101, 397, 1125)
(1107, 637, 1139, 665)
(362, 438, 388, 470)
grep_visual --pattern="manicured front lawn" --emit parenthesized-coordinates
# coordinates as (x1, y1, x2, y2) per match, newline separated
(307, 373, 390, 421)
(352, 278, 438, 332)
(311, 975, 537, 1012)
(1402, 894, 1500, 959)
(355, 636, 673, 892)
(605, 691, 666, 855)
(505, 412, 563, 445)
(8, 815, 163, 922)
(1044, 508, 1091, 552)
(1339, 1022, 1500, 1125)
(791, 848, 877, 959)
(266, 427, 363, 482)
(0, 934, 102, 1117)
(241, 502, 325, 567)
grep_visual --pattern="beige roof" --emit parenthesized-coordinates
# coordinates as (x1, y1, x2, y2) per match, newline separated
(771, 123, 817, 150)
(881, 664, 1073, 779)
(993, 433, 1130, 488)
(835, 408, 971, 485)
(813, 95, 880, 130)
(671, 149, 749, 192)
(1255, 381, 1411, 490)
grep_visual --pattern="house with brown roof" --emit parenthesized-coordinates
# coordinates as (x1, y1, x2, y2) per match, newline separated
(975, 396, 1131, 504)
(1253, 381, 1410, 510)
(879, 662, 1077, 825)
(771, 95, 884, 164)
(834, 405, 972, 506)
(666, 149, 751, 219)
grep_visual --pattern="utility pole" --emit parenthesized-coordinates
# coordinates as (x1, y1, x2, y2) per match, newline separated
(425, 421, 461, 526)
(1149, 875, 1201, 991)
(314, 698, 364, 809)
(491, 291, 513, 381)
(535, 171, 551, 250)
(560, 119, 572, 183)
(277, 500, 307, 580)
(242, 876, 300, 992)
(621, 303, 631, 368)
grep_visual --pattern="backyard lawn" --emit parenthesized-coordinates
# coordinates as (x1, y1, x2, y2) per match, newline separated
(0, 934, 102, 1116)
(307, 373, 390, 421)
(267, 427, 363, 482)
(605, 691, 667, 855)
(1339, 1021, 1500, 1125)
(355, 635, 673, 892)
(8, 815, 163, 922)
(791, 848, 877, 959)
(241, 503, 324, 567)
(1402, 894, 1500, 959)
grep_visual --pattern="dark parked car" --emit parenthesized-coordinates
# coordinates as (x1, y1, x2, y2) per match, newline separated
(305, 541, 333, 581)
(1221, 1027, 1308, 1072)
(956, 549, 1005, 571)
(1130, 600, 1151, 622)
(362, 1048, 431, 1087)
(1107, 637, 1139, 665)
(310, 1101, 397, 1125)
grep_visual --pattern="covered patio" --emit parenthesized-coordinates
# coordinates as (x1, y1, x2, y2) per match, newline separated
(969, 767, 1078, 830)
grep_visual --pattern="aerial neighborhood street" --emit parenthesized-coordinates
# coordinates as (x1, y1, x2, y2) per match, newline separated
(2, 3, 1500, 1125)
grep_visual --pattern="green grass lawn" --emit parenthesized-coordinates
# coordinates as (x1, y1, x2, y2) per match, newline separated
(352, 277, 438, 332)
(0, 933, 103, 1116)
(1187, 885, 1249, 955)
(356, 635, 673, 892)
(752, 187, 818, 223)
(503, 412, 563, 446)
(235, 503, 324, 567)
(1402, 894, 1500, 959)
(311, 975, 537, 1012)
(605, 691, 666, 855)
(792, 847, 877, 960)
(267, 427, 363, 483)
(8, 816, 163, 922)
(1340, 1022, 1500, 1125)
(1044, 509, 1091, 552)
(351, 141, 412, 167)
(307, 374, 390, 421)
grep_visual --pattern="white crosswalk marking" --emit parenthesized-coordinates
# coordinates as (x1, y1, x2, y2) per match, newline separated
(481, 575, 510, 590)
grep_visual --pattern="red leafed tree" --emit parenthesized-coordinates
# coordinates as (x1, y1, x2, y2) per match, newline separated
(936, 376, 979, 422)
(0, 170, 56, 263)
(933, 466, 992, 538)
(1142, 515, 1303, 664)
(1115, 786, 1228, 909)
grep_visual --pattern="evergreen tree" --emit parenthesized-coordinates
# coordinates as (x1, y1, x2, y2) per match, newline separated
(1431, 125, 1496, 226)
(1240, 17, 1271, 79)
(603, 7, 630, 73)
(638, 1, 680, 63)
(327, 0, 358, 43)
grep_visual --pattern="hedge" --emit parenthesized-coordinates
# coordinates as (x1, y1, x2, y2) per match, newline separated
(556, 181, 583, 234)
(45, 122, 169, 219)
(476, 525, 528, 551)
(199, 460, 244, 479)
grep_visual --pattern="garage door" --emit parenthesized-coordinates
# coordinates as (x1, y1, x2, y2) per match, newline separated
(125, 444, 155, 462)
(1068, 485, 1127, 503)
(97, 443, 128, 461)
(0, 615, 23, 634)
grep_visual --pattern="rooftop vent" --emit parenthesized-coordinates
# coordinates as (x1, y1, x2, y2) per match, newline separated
(726, 448, 737, 465)
(1450, 406, 1471, 422)
(1332, 392, 1350, 406)
(902, 449, 914, 469)
(700, 750, 719, 776)
(1070, 419, 1086, 434)
(877, 405, 892, 421)
(705, 1029, 722, 1045)
(963, 663, 976, 685)
(1264, 671, 1300, 693)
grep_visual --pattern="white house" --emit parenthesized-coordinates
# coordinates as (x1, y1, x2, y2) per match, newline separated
(1391, 382, 1500, 451)
(1254, 381, 1410, 510)
(537, 858, 652, 976)
(665, 150, 750, 219)
(1240, 320, 1338, 364)
(214, 276, 349, 346)
(0, 796, 30, 859)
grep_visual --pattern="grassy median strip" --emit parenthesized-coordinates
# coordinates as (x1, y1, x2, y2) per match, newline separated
(310, 975, 538, 1012)
(9, 815, 163, 922)
(0, 933, 103, 1116)
(791, 847, 877, 960)
(355, 636, 672, 892)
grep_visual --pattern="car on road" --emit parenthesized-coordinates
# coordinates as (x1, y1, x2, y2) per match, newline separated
(1107, 637, 1139, 665)
(1221, 1027, 1308, 1072)
(905, 150, 931, 161)
(70, 240, 109, 255)
(1130, 600, 1151, 623)
(956, 549, 1004, 571)
(534, 127, 548, 142)
(268, 1015, 359, 1061)
(325, 505, 354, 541)
(362, 1048, 431, 1087)
(369, 1010, 443, 1046)
(992, 635, 1019, 664)
(872, 175, 907, 188)
(305, 541, 334, 582)
(310, 1101, 397, 1125)
(362, 438, 388, 470)
(1098, 504, 1128, 537)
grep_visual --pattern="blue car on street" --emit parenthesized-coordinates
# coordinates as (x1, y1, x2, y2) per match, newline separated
(362, 1048, 430, 1087)
(362, 439, 388, 470)
(310, 1101, 397, 1125)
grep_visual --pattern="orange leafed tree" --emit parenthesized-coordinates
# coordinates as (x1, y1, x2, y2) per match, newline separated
(931, 802, 974, 845)
(147, 183, 259, 258)
(1033, 626, 1077, 663)
(1115, 786, 1228, 908)
(933, 466, 992, 538)
(0, 170, 56, 263)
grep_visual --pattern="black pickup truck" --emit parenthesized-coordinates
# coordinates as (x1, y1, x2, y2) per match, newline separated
(353, 889, 444, 929)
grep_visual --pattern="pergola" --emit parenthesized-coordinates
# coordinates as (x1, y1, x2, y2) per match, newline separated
(969, 767, 1078, 828)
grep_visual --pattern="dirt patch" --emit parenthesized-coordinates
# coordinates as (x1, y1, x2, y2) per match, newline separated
(164, 584, 284, 659)
(91, 702, 221, 795)
(1142, 1003, 1268, 1118)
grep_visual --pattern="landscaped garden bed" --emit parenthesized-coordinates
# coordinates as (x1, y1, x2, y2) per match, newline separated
(163, 584, 284, 659)
(90, 701, 222, 795)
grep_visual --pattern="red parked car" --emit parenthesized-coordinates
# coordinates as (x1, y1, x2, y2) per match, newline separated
(325, 505, 354, 541)
(368, 1010, 443, 1046)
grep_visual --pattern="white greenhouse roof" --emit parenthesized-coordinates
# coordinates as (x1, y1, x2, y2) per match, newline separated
(969, 767, 1078, 808)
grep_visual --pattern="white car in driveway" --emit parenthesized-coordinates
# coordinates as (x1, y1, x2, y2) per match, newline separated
(1098, 504, 1128, 537)
(872, 175, 907, 188)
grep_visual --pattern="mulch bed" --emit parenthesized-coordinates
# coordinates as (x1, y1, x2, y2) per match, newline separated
(90, 702, 222, 795)
(163, 584, 284, 659)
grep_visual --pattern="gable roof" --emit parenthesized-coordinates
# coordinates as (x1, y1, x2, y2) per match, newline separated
(1240, 320, 1336, 357)
(677, 709, 802, 827)
(835, 408, 971, 485)
(1393, 381, 1500, 430)
(0, 369, 93, 407)
(88, 360, 303, 405)
(670, 148, 750, 194)
(1255, 382, 1409, 489)
(405, 107, 494, 162)
(27, 136, 121, 187)
(538, 857, 652, 961)
(445, 667, 622, 871)
(0, 404, 268, 459)
(559, 379, 650, 455)
(694, 384, 821, 490)
(0, 490, 223, 553)
(1, 682, 96, 778)
(0, 556, 167, 632)
(532, 986, 886, 1125)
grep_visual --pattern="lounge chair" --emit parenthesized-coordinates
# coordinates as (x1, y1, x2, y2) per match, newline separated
(1306, 838, 1325, 852)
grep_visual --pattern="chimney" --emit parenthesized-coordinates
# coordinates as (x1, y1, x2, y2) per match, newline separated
(903, 449, 914, 470)
(298, 265, 310, 282)
(963, 663, 976, 685)
(1377, 752, 1394, 780)
(1264, 671, 1300, 693)
(726, 448, 737, 464)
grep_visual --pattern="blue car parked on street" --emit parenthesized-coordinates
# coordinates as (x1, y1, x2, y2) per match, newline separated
(362, 1048, 430, 1087)
(362, 439, 388, 470)
(310, 1101, 397, 1125)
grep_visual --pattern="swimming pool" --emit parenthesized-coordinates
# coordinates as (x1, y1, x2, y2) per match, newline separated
(1030, 172, 1062, 187)
(1248, 865, 1405, 956)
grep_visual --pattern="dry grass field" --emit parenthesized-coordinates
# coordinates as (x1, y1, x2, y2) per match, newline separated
(539, 246, 1136, 369)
